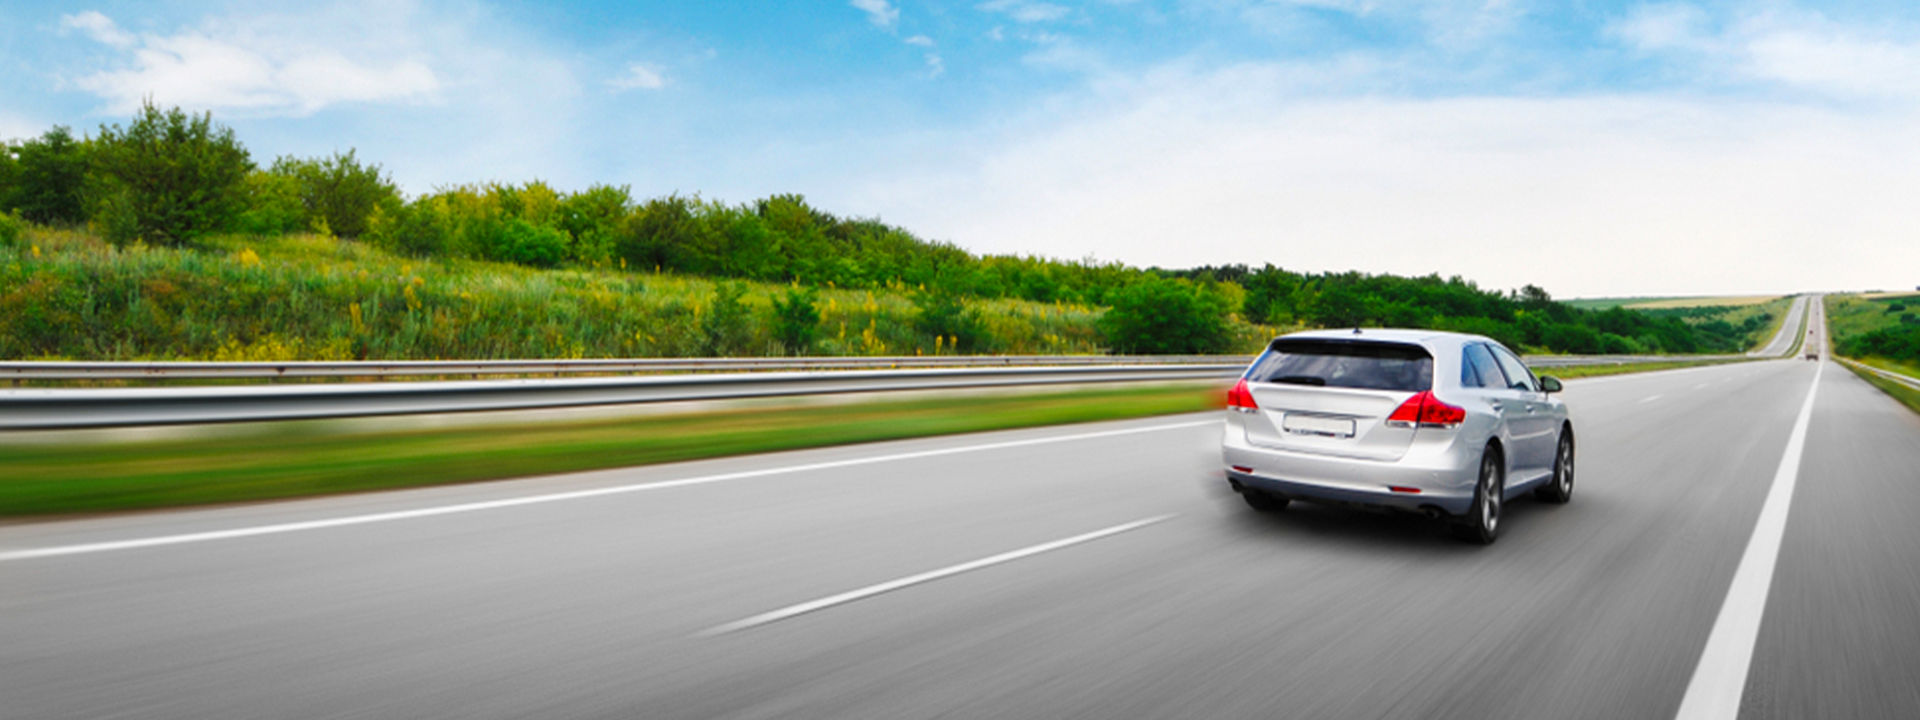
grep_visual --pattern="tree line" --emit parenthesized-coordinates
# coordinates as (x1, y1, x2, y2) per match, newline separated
(0, 102, 1750, 355)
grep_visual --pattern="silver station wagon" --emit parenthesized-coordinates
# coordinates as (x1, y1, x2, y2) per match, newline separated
(1222, 329, 1575, 544)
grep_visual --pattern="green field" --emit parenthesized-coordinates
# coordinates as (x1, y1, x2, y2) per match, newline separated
(1562, 297, 1679, 311)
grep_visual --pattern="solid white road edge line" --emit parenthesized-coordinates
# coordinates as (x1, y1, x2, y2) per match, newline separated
(0, 420, 1217, 563)
(697, 514, 1176, 637)
(1672, 359, 1823, 720)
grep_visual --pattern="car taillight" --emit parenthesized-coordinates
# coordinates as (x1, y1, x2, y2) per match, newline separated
(1227, 378, 1258, 412)
(1385, 391, 1464, 429)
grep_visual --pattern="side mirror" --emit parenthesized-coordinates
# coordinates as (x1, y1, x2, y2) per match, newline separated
(1538, 375, 1563, 394)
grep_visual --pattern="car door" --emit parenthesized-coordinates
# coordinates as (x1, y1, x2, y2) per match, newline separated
(1461, 343, 1530, 471)
(1487, 343, 1556, 480)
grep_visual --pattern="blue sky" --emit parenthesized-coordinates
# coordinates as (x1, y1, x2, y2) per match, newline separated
(4, 1, 1919, 297)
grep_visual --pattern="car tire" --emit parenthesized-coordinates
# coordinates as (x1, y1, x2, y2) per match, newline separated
(1243, 490, 1289, 513)
(1536, 427, 1575, 504)
(1452, 447, 1503, 545)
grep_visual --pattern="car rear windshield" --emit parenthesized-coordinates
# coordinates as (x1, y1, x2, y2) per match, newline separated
(1244, 339, 1434, 392)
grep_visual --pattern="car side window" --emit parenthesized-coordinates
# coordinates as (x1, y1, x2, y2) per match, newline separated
(1462, 343, 1505, 389)
(1489, 345, 1538, 393)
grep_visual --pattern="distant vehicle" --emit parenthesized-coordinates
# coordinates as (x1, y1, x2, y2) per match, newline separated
(1807, 352, 1819, 361)
(1223, 329, 1574, 544)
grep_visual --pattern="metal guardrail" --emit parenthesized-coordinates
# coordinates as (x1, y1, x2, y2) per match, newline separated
(1839, 358, 1920, 391)
(0, 365, 1246, 430)
(0, 355, 1250, 382)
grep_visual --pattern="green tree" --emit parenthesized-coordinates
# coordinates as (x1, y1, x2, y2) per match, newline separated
(232, 169, 306, 235)
(557, 184, 631, 263)
(271, 149, 399, 238)
(1099, 277, 1232, 354)
(89, 103, 252, 245)
(770, 285, 821, 355)
(8, 127, 89, 225)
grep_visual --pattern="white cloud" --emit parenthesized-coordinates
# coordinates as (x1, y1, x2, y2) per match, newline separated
(0, 113, 42, 143)
(980, 0, 1071, 23)
(1609, 3, 1710, 52)
(844, 62, 1920, 297)
(925, 53, 946, 78)
(905, 34, 935, 47)
(62, 9, 440, 116)
(610, 63, 667, 91)
(60, 10, 135, 48)
(1609, 5, 1920, 100)
(850, 0, 899, 29)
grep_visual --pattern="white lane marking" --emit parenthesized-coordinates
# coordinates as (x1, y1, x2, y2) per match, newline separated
(1639, 394, 1664, 404)
(1673, 361, 1823, 720)
(698, 514, 1175, 637)
(0, 420, 1216, 562)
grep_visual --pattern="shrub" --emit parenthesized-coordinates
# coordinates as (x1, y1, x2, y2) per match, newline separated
(911, 288, 987, 352)
(770, 286, 821, 355)
(0, 210, 23, 246)
(499, 218, 568, 268)
(1099, 277, 1232, 354)
(88, 103, 252, 246)
(699, 282, 754, 356)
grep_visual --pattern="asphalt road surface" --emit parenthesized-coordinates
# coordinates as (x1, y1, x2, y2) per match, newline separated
(1749, 295, 1808, 358)
(6, 299, 1917, 719)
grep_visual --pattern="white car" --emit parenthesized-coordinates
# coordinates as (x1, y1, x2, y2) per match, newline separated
(1222, 329, 1575, 544)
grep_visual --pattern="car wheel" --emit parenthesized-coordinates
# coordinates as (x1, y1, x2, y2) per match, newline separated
(1536, 428, 1575, 503)
(1242, 490, 1289, 513)
(1452, 447, 1503, 544)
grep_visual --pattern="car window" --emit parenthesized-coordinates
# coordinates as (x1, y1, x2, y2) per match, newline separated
(1488, 345, 1538, 392)
(1245, 339, 1433, 392)
(1461, 343, 1505, 389)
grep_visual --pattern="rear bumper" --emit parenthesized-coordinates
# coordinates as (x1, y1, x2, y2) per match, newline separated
(1222, 419, 1481, 516)
(1225, 468, 1474, 516)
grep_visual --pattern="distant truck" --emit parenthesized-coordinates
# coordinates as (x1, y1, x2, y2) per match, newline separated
(1806, 351, 1819, 361)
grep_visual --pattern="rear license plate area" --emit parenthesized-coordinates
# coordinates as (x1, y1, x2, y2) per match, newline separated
(1281, 413, 1356, 438)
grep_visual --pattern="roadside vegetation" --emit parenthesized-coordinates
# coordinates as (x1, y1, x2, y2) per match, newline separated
(1826, 293, 1920, 377)
(3, 103, 1770, 359)
(0, 383, 1219, 516)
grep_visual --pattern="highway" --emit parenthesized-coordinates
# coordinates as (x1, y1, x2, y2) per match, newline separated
(6, 297, 1919, 719)
(1749, 294, 1809, 358)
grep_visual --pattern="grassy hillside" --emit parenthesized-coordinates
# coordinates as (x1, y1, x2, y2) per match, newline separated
(0, 227, 1280, 361)
(1633, 296, 1793, 353)
(1826, 293, 1920, 376)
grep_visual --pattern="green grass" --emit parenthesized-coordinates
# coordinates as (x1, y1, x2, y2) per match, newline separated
(1839, 360, 1920, 416)
(0, 383, 1222, 517)
(0, 227, 1280, 361)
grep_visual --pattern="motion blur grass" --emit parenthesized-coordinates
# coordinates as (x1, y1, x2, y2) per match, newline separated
(0, 383, 1219, 517)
